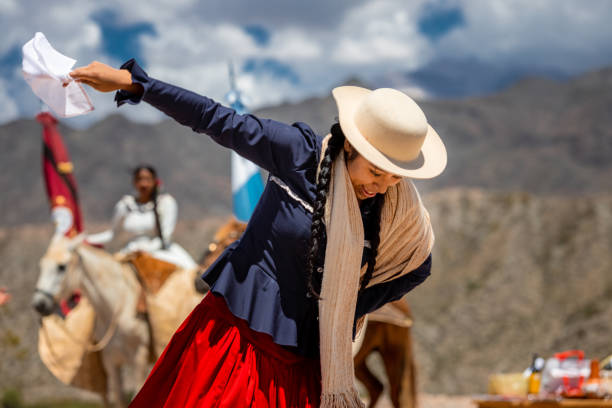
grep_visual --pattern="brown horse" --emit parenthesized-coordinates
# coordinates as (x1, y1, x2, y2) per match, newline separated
(199, 217, 248, 269)
(355, 300, 418, 408)
(199, 217, 417, 408)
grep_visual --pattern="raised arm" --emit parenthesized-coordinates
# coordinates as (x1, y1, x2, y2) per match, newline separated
(86, 198, 128, 245)
(71, 60, 320, 178)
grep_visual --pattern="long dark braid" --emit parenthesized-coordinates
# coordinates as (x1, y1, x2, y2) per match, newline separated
(359, 193, 384, 293)
(151, 182, 167, 250)
(305, 125, 386, 299)
(305, 124, 345, 298)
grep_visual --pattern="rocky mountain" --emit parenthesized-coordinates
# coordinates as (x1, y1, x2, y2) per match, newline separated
(373, 57, 571, 99)
(256, 67, 612, 196)
(1, 66, 611, 227)
(0, 114, 234, 227)
(1, 189, 611, 398)
(414, 189, 612, 393)
(1, 66, 612, 400)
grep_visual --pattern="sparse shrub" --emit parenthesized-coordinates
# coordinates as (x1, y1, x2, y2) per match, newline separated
(1, 330, 20, 348)
(1, 388, 23, 408)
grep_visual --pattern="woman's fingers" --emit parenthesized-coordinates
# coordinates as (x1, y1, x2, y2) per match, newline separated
(76, 79, 100, 89)
(70, 63, 102, 81)
(78, 79, 96, 87)
(69, 60, 138, 93)
(68, 61, 119, 92)
(69, 66, 88, 78)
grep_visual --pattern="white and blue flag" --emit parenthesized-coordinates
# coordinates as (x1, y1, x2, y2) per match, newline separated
(226, 64, 265, 222)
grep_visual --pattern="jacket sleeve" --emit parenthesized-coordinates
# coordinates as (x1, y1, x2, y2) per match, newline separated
(354, 254, 432, 321)
(86, 197, 129, 245)
(115, 59, 319, 178)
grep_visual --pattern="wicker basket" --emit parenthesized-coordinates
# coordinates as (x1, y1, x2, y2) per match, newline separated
(488, 373, 528, 397)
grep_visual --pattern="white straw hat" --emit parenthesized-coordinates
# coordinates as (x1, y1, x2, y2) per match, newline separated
(332, 86, 447, 179)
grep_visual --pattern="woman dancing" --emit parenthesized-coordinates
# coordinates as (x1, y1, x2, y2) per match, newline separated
(70, 58, 447, 408)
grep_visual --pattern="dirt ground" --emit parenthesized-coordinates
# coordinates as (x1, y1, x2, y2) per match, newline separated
(368, 393, 476, 408)
(24, 385, 477, 408)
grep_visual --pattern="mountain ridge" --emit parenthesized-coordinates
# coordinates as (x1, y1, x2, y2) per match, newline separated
(1, 66, 610, 228)
(1, 188, 611, 396)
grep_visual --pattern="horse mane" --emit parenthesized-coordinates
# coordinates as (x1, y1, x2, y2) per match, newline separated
(213, 218, 247, 242)
(199, 217, 247, 269)
(76, 243, 130, 286)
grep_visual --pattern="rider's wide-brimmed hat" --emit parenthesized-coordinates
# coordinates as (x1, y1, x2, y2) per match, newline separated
(332, 86, 447, 179)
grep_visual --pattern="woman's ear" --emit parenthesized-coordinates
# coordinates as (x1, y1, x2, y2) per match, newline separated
(343, 139, 352, 154)
(343, 140, 360, 161)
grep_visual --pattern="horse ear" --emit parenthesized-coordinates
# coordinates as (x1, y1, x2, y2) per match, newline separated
(67, 233, 86, 250)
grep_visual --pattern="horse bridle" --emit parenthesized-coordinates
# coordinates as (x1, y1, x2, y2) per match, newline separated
(34, 287, 57, 306)
(38, 246, 124, 352)
(35, 260, 74, 311)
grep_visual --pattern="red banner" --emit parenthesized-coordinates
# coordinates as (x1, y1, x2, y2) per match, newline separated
(37, 112, 83, 236)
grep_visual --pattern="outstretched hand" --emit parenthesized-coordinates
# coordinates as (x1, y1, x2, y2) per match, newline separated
(70, 61, 143, 94)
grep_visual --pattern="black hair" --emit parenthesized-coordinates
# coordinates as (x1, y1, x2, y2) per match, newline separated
(132, 164, 157, 180)
(132, 164, 166, 249)
(305, 124, 384, 299)
(359, 192, 384, 292)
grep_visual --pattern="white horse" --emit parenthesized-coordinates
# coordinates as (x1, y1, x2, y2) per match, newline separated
(32, 234, 150, 407)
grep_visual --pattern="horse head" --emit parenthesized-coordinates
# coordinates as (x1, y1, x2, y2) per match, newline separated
(199, 218, 247, 269)
(193, 218, 247, 294)
(32, 234, 84, 316)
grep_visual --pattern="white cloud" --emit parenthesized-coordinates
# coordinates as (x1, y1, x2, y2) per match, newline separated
(2, 0, 612, 127)
(439, 0, 612, 72)
(0, 0, 18, 14)
(332, 0, 431, 68)
(266, 29, 323, 60)
(0, 79, 19, 123)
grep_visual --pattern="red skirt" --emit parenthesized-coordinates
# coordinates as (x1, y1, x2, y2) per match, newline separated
(129, 293, 321, 408)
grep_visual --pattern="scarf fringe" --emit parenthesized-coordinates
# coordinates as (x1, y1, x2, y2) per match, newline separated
(320, 389, 365, 408)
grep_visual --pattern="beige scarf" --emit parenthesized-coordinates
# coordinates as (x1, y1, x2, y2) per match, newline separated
(318, 135, 434, 407)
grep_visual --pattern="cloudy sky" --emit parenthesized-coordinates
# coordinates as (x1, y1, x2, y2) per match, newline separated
(2, 0, 612, 127)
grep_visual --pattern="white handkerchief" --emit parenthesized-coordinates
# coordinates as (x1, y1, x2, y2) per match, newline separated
(22, 32, 94, 117)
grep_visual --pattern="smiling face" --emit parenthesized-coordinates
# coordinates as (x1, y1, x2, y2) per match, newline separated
(344, 140, 403, 201)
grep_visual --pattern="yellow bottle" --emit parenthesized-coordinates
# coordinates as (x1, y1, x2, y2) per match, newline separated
(527, 354, 544, 396)
(528, 371, 541, 395)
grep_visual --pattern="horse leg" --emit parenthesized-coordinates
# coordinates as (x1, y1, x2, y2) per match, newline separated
(354, 324, 384, 408)
(102, 353, 126, 408)
(100, 392, 110, 408)
(380, 325, 412, 408)
(132, 340, 151, 397)
(401, 329, 418, 408)
(404, 349, 419, 408)
(356, 360, 384, 408)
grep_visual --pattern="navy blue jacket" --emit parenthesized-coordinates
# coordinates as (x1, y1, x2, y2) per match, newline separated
(115, 59, 432, 358)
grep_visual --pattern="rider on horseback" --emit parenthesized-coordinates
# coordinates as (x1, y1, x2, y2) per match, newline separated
(87, 165, 195, 270)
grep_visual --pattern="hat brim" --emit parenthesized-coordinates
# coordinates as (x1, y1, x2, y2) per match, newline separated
(333, 86, 447, 179)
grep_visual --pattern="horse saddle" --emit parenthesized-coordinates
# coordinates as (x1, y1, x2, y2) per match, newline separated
(123, 252, 178, 294)
(368, 300, 414, 328)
